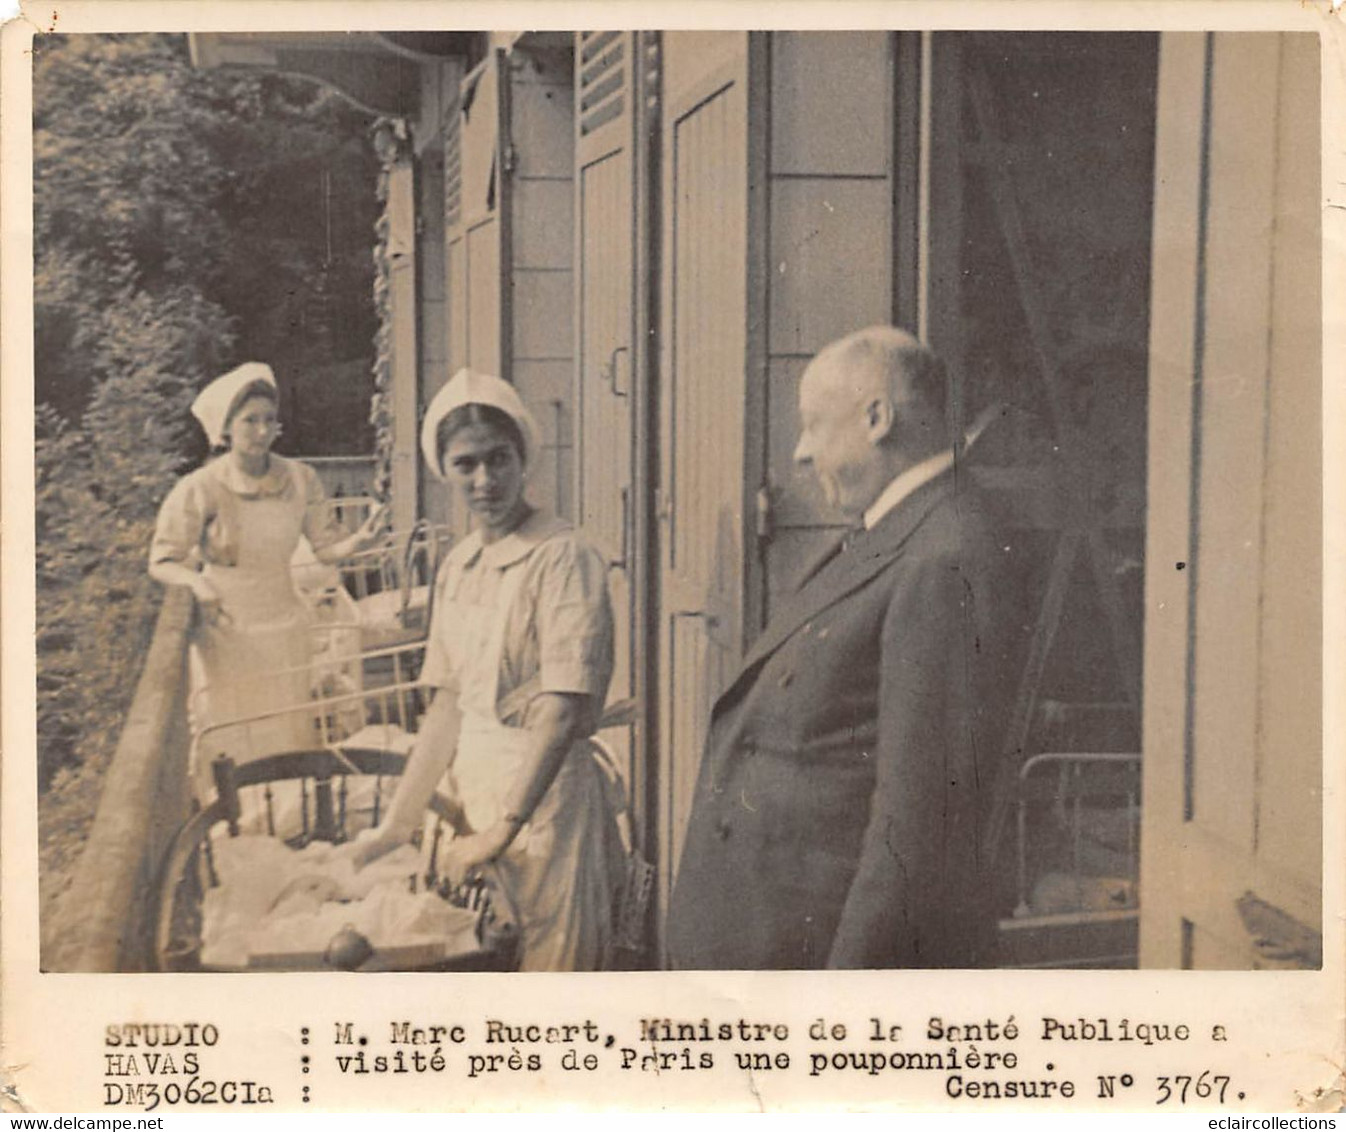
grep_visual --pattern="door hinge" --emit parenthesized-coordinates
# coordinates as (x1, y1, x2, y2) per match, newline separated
(609, 485, 630, 572)
(755, 483, 775, 542)
(501, 141, 518, 176)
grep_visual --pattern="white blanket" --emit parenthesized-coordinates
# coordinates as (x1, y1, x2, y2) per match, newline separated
(200, 835, 477, 969)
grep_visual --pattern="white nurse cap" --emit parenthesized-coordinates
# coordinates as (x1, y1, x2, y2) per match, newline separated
(420, 368, 542, 480)
(191, 362, 278, 448)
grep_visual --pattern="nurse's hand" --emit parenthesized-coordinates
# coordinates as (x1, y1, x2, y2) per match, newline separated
(441, 823, 516, 887)
(354, 504, 391, 549)
(191, 577, 229, 627)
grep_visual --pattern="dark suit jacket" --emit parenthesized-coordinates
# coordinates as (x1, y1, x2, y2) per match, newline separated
(666, 467, 1007, 969)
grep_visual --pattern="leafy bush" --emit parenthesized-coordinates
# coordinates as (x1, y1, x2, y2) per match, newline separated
(34, 304, 226, 787)
(34, 32, 378, 789)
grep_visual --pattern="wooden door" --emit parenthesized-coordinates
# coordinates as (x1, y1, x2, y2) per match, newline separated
(655, 32, 754, 915)
(575, 32, 640, 728)
(1140, 32, 1321, 969)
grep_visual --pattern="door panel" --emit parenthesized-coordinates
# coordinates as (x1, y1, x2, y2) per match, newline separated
(578, 146, 633, 708)
(1254, 39, 1322, 888)
(577, 148, 632, 570)
(576, 31, 639, 724)
(657, 36, 750, 901)
(1140, 32, 1321, 968)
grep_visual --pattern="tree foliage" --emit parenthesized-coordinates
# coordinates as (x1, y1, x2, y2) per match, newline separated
(34, 33, 379, 790)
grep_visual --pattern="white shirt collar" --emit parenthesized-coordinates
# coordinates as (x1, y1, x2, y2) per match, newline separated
(208, 452, 294, 500)
(457, 508, 571, 570)
(862, 448, 956, 531)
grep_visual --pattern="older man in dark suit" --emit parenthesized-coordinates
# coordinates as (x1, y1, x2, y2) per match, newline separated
(667, 326, 1007, 970)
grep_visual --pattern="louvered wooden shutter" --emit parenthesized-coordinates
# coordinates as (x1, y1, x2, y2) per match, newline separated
(579, 31, 628, 138)
(444, 86, 462, 232)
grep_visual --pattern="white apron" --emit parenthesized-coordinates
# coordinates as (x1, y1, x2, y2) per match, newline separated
(438, 537, 623, 972)
(190, 492, 316, 816)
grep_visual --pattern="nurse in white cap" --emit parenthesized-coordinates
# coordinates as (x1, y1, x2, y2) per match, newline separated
(350, 368, 624, 971)
(149, 363, 386, 801)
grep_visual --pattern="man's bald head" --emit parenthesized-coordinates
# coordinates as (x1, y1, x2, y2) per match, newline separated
(806, 326, 949, 439)
(794, 327, 952, 521)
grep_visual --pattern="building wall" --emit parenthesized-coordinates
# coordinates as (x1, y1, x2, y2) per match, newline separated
(506, 46, 577, 522)
(432, 47, 576, 531)
(761, 31, 896, 620)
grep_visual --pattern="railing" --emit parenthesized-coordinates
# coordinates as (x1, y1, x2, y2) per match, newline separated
(48, 457, 375, 970)
(45, 587, 196, 972)
(46, 518, 447, 971)
(304, 455, 377, 527)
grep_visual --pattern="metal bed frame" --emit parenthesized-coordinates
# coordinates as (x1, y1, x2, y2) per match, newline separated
(997, 750, 1142, 968)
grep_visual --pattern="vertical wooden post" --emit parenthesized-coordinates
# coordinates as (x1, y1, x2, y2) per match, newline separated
(387, 153, 420, 536)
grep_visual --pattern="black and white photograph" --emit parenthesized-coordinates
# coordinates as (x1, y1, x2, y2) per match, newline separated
(3, 3, 1342, 1115)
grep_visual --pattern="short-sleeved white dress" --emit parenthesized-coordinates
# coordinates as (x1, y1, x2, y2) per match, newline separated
(421, 508, 625, 971)
(150, 454, 344, 796)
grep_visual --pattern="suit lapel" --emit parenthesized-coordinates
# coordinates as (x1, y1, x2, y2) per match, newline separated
(718, 470, 958, 712)
(791, 531, 848, 591)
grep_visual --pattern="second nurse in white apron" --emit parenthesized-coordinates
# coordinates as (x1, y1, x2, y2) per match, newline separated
(349, 369, 624, 971)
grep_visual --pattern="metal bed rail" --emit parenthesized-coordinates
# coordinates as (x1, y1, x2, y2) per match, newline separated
(1011, 750, 1141, 920)
(994, 751, 1142, 969)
